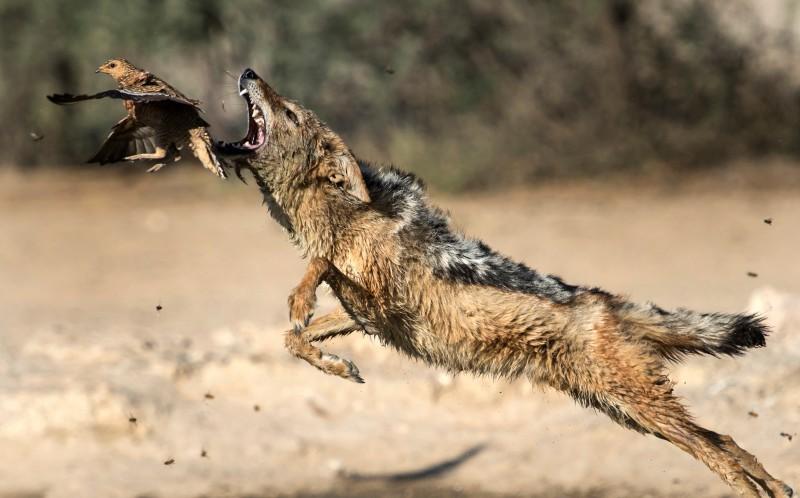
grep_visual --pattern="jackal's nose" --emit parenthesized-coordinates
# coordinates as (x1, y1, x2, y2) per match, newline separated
(242, 68, 257, 80)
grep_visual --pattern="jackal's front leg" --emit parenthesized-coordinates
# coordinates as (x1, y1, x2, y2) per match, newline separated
(285, 258, 364, 383)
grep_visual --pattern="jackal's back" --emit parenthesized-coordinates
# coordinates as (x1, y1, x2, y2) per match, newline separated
(355, 164, 768, 373)
(361, 165, 587, 302)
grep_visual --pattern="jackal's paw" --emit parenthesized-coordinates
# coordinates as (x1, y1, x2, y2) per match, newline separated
(320, 353, 365, 383)
(288, 287, 316, 331)
(776, 483, 794, 498)
(762, 481, 794, 498)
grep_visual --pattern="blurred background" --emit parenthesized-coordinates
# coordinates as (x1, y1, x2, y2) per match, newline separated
(5, 0, 800, 188)
(1, 1, 799, 498)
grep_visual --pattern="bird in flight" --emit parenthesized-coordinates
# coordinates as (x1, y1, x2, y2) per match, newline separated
(47, 58, 226, 178)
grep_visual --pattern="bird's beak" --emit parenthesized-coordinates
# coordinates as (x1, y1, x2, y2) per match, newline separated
(95, 69, 101, 73)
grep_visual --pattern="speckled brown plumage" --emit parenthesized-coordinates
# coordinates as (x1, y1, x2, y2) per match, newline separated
(215, 69, 793, 498)
(47, 58, 225, 178)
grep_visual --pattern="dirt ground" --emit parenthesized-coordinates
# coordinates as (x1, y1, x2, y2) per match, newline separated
(0, 165, 798, 498)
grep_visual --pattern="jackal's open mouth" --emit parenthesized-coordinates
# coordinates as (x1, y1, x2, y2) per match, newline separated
(240, 88, 267, 150)
(216, 79, 267, 154)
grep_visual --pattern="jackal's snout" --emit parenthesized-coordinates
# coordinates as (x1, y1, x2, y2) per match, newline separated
(239, 68, 258, 88)
(216, 68, 272, 156)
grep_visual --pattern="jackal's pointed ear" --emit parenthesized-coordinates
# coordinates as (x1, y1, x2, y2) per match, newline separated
(315, 136, 370, 203)
(327, 160, 370, 203)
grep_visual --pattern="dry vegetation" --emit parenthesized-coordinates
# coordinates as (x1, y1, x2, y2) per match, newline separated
(4, 0, 800, 189)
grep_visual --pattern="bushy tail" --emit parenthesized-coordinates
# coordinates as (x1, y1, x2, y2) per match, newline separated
(617, 302, 768, 361)
(188, 128, 227, 179)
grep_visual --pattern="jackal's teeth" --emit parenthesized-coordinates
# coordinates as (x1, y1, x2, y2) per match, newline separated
(239, 88, 248, 96)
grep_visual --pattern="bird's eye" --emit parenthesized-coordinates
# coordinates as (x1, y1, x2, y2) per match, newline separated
(285, 109, 299, 126)
(108, 63, 117, 68)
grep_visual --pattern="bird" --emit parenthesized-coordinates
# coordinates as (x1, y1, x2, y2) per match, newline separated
(47, 58, 226, 178)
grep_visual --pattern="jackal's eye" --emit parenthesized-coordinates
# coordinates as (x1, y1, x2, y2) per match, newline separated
(285, 108, 299, 126)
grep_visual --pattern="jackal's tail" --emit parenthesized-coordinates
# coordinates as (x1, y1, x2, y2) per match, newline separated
(617, 302, 768, 361)
(188, 128, 227, 179)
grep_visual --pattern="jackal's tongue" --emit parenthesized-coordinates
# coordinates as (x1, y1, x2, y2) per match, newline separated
(215, 82, 267, 154)
(243, 105, 266, 149)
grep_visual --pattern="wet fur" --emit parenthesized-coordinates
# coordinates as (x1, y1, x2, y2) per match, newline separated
(217, 70, 792, 498)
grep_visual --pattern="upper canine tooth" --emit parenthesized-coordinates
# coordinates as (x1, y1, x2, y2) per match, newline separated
(239, 88, 248, 96)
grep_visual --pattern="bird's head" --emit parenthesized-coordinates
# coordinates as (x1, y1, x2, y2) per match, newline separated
(96, 58, 135, 80)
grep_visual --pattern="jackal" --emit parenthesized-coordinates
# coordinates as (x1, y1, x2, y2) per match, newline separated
(216, 68, 793, 498)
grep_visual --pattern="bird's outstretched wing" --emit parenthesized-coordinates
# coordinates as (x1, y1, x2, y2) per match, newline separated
(87, 116, 158, 164)
(47, 89, 199, 108)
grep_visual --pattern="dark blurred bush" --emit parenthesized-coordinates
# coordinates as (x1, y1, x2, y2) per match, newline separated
(3, 0, 799, 189)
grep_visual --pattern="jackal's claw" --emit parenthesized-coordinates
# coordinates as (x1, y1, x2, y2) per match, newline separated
(321, 353, 365, 383)
(292, 316, 315, 334)
(778, 483, 794, 498)
(344, 359, 365, 384)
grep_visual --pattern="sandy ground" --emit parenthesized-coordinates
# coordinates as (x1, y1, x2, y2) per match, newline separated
(0, 166, 798, 498)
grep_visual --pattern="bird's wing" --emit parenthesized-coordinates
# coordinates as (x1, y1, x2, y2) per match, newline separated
(135, 73, 202, 109)
(48, 89, 198, 108)
(87, 116, 158, 164)
(133, 71, 155, 85)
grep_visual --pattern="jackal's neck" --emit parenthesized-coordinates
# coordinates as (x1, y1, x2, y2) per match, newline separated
(260, 186, 339, 259)
(261, 188, 292, 230)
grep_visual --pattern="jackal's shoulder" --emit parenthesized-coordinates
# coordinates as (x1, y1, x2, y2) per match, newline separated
(359, 162, 596, 305)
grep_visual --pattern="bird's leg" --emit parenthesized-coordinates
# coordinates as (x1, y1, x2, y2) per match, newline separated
(145, 144, 180, 173)
(125, 146, 168, 162)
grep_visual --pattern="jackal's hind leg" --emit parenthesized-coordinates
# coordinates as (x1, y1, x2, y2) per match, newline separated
(285, 259, 364, 383)
(716, 435, 794, 498)
(597, 385, 789, 497)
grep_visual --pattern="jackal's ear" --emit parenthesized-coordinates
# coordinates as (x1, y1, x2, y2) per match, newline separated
(327, 159, 371, 203)
(315, 136, 370, 203)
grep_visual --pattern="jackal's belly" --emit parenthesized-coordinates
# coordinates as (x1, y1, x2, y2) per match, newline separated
(373, 318, 541, 378)
(345, 294, 568, 378)
(330, 266, 574, 377)
(329, 292, 457, 367)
